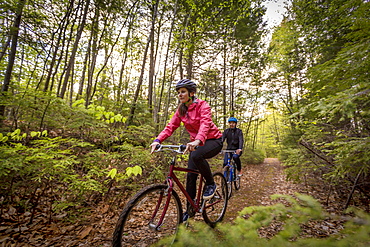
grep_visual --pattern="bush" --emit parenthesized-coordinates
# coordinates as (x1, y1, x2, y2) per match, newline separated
(0, 129, 148, 222)
(157, 194, 370, 246)
(242, 147, 265, 165)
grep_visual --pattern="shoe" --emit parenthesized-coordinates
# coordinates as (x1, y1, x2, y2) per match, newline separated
(238, 170, 243, 177)
(203, 183, 216, 200)
(182, 212, 194, 222)
(183, 212, 190, 222)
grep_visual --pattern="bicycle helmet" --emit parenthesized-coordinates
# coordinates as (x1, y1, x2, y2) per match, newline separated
(175, 79, 197, 93)
(228, 117, 238, 123)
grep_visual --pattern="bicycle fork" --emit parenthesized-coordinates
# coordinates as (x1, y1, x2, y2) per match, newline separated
(148, 180, 174, 231)
(224, 153, 233, 181)
(224, 165, 234, 182)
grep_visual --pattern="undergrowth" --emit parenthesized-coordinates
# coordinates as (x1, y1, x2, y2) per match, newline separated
(157, 194, 370, 246)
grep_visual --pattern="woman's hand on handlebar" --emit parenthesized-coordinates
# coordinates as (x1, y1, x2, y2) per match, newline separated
(184, 140, 201, 154)
(150, 142, 160, 154)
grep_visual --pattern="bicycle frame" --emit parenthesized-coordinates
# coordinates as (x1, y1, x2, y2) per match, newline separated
(169, 157, 204, 210)
(151, 145, 222, 230)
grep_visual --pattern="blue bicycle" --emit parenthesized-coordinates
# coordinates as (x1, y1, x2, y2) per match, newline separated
(222, 150, 241, 199)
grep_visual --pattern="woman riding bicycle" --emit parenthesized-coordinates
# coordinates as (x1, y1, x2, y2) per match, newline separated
(150, 79, 222, 221)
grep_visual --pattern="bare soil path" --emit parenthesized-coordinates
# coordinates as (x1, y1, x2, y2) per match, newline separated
(224, 158, 301, 222)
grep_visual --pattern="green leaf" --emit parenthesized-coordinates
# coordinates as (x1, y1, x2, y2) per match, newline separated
(12, 129, 21, 136)
(42, 130, 48, 136)
(72, 99, 85, 108)
(31, 131, 39, 137)
(107, 168, 117, 179)
(126, 166, 142, 177)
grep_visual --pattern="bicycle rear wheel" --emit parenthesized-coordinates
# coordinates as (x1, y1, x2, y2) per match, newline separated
(202, 172, 228, 227)
(233, 162, 241, 191)
(112, 184, 182, 247)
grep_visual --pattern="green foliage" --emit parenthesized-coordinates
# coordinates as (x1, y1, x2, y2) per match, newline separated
(107, 166, 143, 181)
(242, 147, 265, 165)
(117, 124, 155, 147)
(157, 194, 370, 246)
(0, 91, 162, 218)
(0, 127, 150, 216)
(268, 0, 370, 203)
(256, 106, 286, 158)
(73, 99, 127, 124)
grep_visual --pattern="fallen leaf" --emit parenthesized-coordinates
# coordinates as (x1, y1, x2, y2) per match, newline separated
(79, 226, 93, 239)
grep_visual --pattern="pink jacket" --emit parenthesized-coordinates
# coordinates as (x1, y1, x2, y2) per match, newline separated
(156, 99, 222, 145)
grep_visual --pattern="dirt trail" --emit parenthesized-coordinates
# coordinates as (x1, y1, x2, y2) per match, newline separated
(224, 158, 301, 222)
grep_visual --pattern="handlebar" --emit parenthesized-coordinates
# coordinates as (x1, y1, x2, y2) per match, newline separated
(221, 150, 236, 153)
(154, 144, 187, 154)
(154, 144, 199, 154)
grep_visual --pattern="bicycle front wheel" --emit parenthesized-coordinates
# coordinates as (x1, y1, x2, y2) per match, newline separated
(202, 172, 228, 227)
(112, 184, 183, 247)
(233, 163, 241, 191)
(224, 166, 233, 199)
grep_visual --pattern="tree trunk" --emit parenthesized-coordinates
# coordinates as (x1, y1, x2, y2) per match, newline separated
(44, 0, 74, 92)
(156, 3, 176, 131)
(90, 14, 129, 104)
(1, 0, 26, 116)
(117, 18, 134, 104)
(85, 5, 99, 107)
(51, 17, 72, 93)
(76, 36, 91, 100)
(162, 59, 177, 130)
(127, 3, 157, 126)
(230, 69, 235, 114)
(222, 44, 227, 127)
(148, 1, 159, 115)
(0, 36, 11, 62)
(178, 15, 189, 80)
(59, 0, 90, 99)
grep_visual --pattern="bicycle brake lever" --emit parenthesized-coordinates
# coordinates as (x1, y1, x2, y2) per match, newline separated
(154, 144, 162, 152)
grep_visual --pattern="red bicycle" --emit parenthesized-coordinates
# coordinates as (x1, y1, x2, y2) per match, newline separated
(112, 144, 228, 247)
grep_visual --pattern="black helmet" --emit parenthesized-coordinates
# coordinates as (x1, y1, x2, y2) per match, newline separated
(175, 79, 196, 93)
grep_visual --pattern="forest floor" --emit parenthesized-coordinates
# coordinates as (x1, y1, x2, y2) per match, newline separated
(0, 158, 364, 246)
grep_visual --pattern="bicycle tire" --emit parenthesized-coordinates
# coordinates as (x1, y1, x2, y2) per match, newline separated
(202, 172, 228, 227)
(224, 166, 233, 199)
(112, 184, 183, 247)
(233, 161, 241, 191)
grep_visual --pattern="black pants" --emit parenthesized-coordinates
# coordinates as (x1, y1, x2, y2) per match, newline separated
(186, 138, 222, 201)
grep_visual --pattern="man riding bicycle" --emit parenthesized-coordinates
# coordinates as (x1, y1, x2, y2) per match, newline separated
(222, 117, 244, 176)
